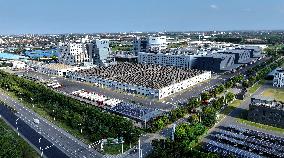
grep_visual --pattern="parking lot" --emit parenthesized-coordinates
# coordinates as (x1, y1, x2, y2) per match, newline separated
(204, 125, 284, 157)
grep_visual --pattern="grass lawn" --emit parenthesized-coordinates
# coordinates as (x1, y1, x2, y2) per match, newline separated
(103, 143, 131, 155)
(248, 80, 265, 94)
(221, 99, 243, 115)
(237, 118, 284, 134)
(262, 88, 284, 102)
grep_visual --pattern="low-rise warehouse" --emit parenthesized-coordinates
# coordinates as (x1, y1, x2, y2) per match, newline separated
(248, 96, 284, 128)
(36, 63, 92, 76)
(67, 63, 211, 99)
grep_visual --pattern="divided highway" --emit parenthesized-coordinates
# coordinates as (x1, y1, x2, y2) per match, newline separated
(0, 92, 103, 158)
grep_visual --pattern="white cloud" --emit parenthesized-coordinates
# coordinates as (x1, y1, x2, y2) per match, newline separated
(210, 4, 218, 9)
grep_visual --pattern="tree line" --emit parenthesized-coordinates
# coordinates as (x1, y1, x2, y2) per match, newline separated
(0, 71, 141, 144)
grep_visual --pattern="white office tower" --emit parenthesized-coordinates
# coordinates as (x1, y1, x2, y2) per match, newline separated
(58, 42, 91, 66)
(273, 69, 284, 88)
(87, 39, 111, 66)
(147, 36, 167, 52)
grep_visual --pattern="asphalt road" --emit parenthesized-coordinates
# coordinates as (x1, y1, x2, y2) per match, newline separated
(0, 92, 103, 158)
(0, 104, 68, 158)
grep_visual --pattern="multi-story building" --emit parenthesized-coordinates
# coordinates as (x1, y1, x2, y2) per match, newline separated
(87, 39, 111, 66)
(193, 53, 236, 72)
(133, 37, 148, 55)
(248, 96, 284, 128)
(147, 36, 167, 53)
(221, 49, 252, 64)
(58, 42, 90, 66)
(58, 39, 111, 66)
(273, 69, 284, 88)
(138, 49, 207, 69)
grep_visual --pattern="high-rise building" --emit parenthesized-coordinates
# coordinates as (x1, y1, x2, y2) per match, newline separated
(133, 37, 148, 56)
(58, 42, 90, 66)
(58, 39, 111, 66)
(87, 39, 111, 66)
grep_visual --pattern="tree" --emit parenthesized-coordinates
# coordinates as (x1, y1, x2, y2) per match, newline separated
(242, 80, 249, 88)
(216, 84, 225, 94)
(224, 80, 233, 89)
(225, 92, 235, 103)
(188, 114, 200, 124)
(201, 106, 217, 127)
(201, 92, 210, 101)
(187, 98, 201, 112)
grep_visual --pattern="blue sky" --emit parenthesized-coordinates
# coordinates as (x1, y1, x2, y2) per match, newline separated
(0, 0, 284, 34)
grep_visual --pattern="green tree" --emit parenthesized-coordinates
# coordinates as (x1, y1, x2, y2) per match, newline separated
(201, 106, 217, 127)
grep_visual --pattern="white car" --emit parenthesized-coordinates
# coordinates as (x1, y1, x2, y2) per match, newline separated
(33, 118, 40, 124)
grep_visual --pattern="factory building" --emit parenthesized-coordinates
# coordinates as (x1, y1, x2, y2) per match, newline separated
(66, 63, 211, 99)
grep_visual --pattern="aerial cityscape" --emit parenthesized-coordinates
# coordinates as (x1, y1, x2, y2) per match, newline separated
(1, 0, 284, 158)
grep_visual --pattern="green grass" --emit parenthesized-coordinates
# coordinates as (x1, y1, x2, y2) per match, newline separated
(221, 99, 243, 115)
(248, 80, 265, 94)
(0, 118, 39, 158)
(103, 143, 131, 155)
(262, 88, 284, 102)
(237, 118, 284, 134)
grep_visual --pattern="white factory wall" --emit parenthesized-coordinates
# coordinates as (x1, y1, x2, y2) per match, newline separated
(158, 71, 211, 99)
(67, 71, 211, 99)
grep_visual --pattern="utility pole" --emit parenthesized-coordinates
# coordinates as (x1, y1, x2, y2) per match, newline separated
(172, 123, 176, 141)
(138, 138, 141, 158)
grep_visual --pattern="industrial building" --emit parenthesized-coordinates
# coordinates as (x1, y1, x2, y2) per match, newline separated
(193, 47, 263, 72)
(248, 96, 284, 128)
(66, 63, 211, 99)
(193, 53, 237, 72)
(138, 49, 207, 69)
(36, 63, 91, 76)
(221, 49, 252, 64)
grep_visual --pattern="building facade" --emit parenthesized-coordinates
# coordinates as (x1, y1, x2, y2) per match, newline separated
(138, 50, 207, 69)
(58, 42, 90, 66)
(193, 53, 236, 72)
(248, 96, 284, 128)
(58, 39, 111, 66)
(133, 37, 148, 56)
(147, 36, 167, 53)
(87, 39, 111, 66)
(273, 69, 284, 88)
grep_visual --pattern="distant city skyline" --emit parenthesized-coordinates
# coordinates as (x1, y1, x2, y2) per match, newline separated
(0, 0, 284, 34)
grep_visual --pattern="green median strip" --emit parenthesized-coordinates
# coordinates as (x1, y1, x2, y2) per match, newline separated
(248, 80, 265, 94)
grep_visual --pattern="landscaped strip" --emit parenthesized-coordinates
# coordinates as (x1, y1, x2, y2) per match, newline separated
(0, 118, 39, 158)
